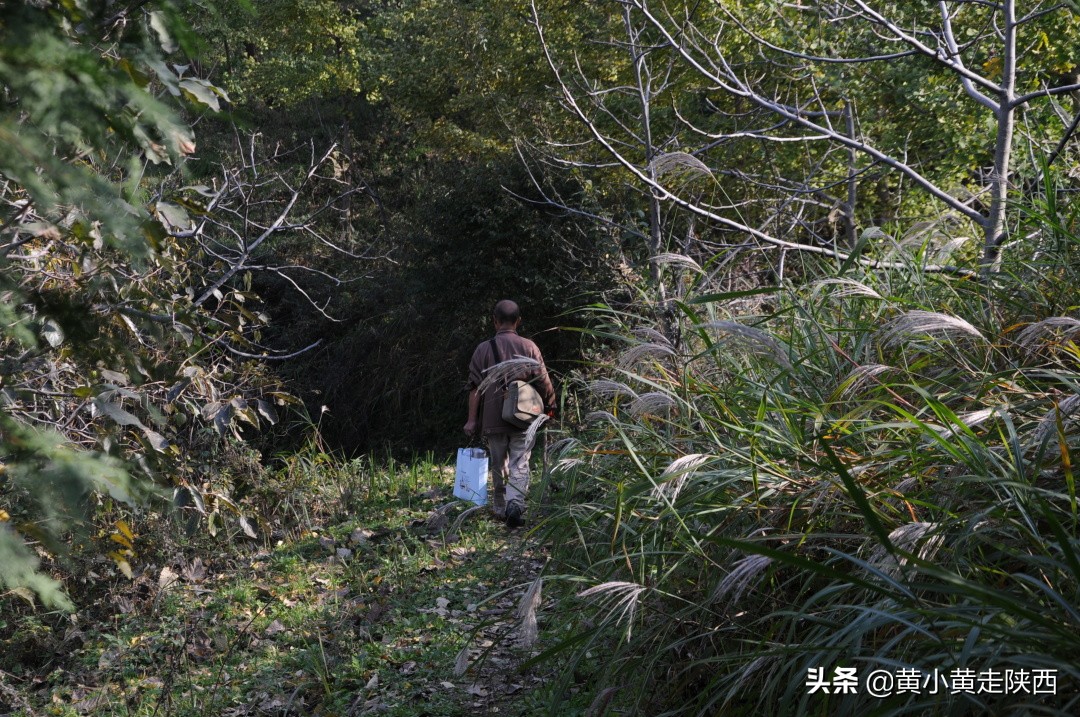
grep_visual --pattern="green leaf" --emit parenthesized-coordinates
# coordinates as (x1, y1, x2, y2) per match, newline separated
(147, 59, 181, 96)
(142, 429, 169, 452)
(0, 525, 74, 611)
(150, 11, 178, 54)
(93, 399, 144, 428)
(155, 201, 192, 233)
(179, 78, 221, 112)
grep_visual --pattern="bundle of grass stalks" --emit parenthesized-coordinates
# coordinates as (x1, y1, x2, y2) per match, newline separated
(532, 210, 1080, 715)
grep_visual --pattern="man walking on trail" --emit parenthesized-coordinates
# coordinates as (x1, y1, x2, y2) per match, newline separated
(464, 300, 556, 527)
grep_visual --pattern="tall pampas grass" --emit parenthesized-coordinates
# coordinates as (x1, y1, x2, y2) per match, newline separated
(523, 412, 549, 447)
(1017, 317, 1080, 352)
(632, 326, 673, 344)
(652, 453, 710, 501)
(477, 357, 542, 393)
(868, 522, 945, 578)
(712, 554, 774, 605)
(532, 208, 1080, 715)
(1029, 394, 1080, 449)
(588, 380, 639, 400)
(578, 581, 648, 635)
(518, 577, 543, 648)
(832, 363, 897, 401)
(812, 278, 884, 300)
(648, 151, 713, 179)
(701, 320, 792, 369)
(617, 342, 676, 368)
(651, 252, 704, 274)
(628, 391, 676, 417)
(876, 310, 985, 349)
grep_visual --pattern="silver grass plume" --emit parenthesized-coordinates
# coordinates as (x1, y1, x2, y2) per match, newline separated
(553, 457, 584, 474)
(702, 321, 792, 369)
(1031, 394, 1080, 449)
(628, 391, 676, 417)
(588, 380, 639, 400)
(477, 357, 542, 393)
(712, 554, 774, 605)
(956, 408, 998, 430)
(860, 226, 890, 242)
(893, 477, 918, 494)
(812, 278, 883, 300)
(923, 407, 1000, 438)
(932, 236, 971, 262)
(652, 252, 704, 274)
(882, 476, 920, 513)
(868, 522, 944, 578)
(577, 581, 647, 634)
(453, 646, 470, 677)
(617, 341, 676, 368)
(523, 413, 549, 448)
(652, 453, 710, 501)
(517, 577, 543, 619)
(832, 363, 896, 401)
(1017, 317, 1080, 352)
(549, 438, 584, 474)
(877, 310, 985, 349)
(732, 656, 771, 693)
(520, 608, 537, 648)
(546, 436, 579, 457)
(900, 219, 938, 244)
(632, 326, 672, 345)
(518, 577, 543, 648)
(648, 151, 713, 179)
(585, 410, 617, 424)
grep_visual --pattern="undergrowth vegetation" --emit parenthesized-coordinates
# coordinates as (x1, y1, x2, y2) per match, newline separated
(534, 201, 1080, 716)
(0, 456, 552, 717)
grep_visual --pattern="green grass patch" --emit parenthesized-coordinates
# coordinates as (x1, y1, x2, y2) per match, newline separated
(2, 458, 546, 717)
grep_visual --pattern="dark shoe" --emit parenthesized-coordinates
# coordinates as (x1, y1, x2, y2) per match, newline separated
(505, 500, 525, 528)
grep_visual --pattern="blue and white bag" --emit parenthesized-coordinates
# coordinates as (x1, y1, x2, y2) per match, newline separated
(454, 447, 488, 506)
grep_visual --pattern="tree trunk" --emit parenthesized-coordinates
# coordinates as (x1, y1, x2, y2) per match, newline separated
(979, 0, 1017, 274)
(625, 7, 672, 338)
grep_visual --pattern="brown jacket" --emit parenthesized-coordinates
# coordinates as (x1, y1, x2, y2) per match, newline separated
(467, 329, 556, 435)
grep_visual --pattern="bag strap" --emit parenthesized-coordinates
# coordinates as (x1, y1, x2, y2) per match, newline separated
(488, 337, 510, 393)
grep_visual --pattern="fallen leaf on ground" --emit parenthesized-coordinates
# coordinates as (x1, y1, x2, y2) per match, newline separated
(158, 566, 180, 591)
(264, 620, 286, 636)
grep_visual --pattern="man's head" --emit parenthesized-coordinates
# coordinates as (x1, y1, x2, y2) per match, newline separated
(493, 299, 521, 329)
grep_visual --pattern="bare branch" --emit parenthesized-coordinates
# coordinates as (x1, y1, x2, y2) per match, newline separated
(939, 1, 1001, 113)
(628, 1, 985, 225)
(1012, 82, 1080, 109)
(844, 0, 1003, 95)
(531, 2, 974, 277)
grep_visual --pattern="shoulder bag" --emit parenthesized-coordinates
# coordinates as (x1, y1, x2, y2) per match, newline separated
(489, 338, 544, 428)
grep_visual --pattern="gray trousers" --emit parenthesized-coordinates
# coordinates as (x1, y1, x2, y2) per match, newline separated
(485, 431, 534, 515)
